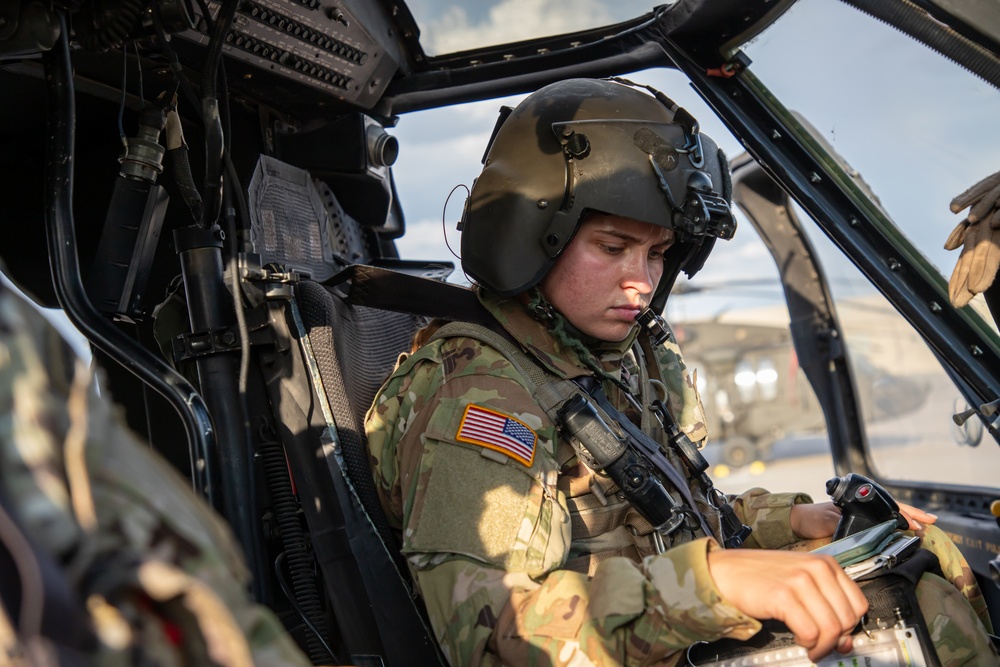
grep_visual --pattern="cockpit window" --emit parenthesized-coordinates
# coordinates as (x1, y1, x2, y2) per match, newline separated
(737, 0, 1000, 489)
(391, 0, 1000, 496)
(405, 0, 662, 56)
(742, 0, 1000, 290)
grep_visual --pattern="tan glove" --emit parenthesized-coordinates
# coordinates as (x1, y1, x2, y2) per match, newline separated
(945, 169, 1000, 307)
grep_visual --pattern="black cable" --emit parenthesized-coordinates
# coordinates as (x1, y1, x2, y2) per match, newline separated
(199, 0, 240, 226)
(224, 154, 251, 251)
(44, 11, 217, 505)
(133, 43, 145, 108)
(274, 552, 341, 664)
(117, 43, 128, 147)
(258, 433, 334, 663)
(151, 2, 201, 113)
(80, 0, 145, 52)
(150, 3, 206, 228)
(199, 0, 237, 100)
(839, 0, 1000, 89)
(195, 0, 214, 33)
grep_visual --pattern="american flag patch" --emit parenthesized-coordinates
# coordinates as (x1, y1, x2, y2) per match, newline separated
(456, 405, 537, 467)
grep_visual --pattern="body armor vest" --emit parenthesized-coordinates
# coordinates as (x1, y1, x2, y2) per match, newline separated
(429, 320, 726, 573)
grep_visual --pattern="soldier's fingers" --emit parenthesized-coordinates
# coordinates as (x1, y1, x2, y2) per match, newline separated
(896, 501, 937, 529)
(951, 169, 1000, 213)
(787, 592, 846, 663)
(944, 218, 969, 251)
(990, 208, 1000, 230)
(771, 590, 826, 657)
(776, 561, 864, 661)
(969, 224, 1000, 293)
(968, 181, 1000, 223)
(952, 281, 977, 308)
(836, 561, 870, 619)
(813, 557, 869, 633)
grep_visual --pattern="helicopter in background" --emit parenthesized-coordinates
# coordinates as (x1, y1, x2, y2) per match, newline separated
(675, 309, 931, 467)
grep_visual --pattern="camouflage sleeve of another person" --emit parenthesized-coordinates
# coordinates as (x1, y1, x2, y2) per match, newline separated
(0, 287, 310, 666)
(367, 337, 761, 667)
(916, 524, 993, 634)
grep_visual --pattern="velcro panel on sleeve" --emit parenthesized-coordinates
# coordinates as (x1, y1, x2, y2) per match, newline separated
(405, 442, 533, 569)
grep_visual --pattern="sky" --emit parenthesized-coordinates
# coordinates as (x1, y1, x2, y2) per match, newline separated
(388, 0, 1000, 321)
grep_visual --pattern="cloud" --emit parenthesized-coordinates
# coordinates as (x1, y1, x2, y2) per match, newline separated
(418, 0, 618, 55)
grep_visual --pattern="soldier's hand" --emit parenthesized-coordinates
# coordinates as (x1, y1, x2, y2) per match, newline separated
(707, 549, 868, 662)
(789, 501, 842, 539)
(945, 169, 1000, 307)
(896, 502, 937, 531)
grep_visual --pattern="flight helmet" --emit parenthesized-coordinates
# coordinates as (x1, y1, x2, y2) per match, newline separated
(460, 77, 736, 308)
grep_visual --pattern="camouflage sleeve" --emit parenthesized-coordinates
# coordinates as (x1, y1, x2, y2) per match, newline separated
(917, 524, 993, 634)
(728, 487, 813, 550)
(415, 538, 761, 666)
(367, 337, 761, 666)
(0, 288, 310, 666)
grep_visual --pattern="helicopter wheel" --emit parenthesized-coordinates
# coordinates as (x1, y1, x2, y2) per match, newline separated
(721, 437, 755, 468)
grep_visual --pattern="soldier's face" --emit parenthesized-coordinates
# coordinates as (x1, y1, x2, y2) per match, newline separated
(539, 212, 674, 342)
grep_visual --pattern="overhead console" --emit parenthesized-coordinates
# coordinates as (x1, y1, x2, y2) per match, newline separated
(171, 0, 402, 113)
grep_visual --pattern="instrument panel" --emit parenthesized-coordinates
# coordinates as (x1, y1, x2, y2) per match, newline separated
(176, 0, 399, 111)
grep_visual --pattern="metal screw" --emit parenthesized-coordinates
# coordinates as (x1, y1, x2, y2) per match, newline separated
(537, 199, 548, 209)
(546, 234, 559, 246)
(888, 258, 901, 271)
(809, 172, 822, 183)
(930, 301, 942, 312)
(849, 216, 859, 227)
(771, 129, 781, 140)
(971, 345, 984, 356)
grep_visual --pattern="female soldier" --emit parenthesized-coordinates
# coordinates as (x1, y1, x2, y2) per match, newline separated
(366, 78, 994, 666)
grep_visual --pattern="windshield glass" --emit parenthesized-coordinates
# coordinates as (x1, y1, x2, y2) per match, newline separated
(390, 0, 1000, 498)
(742, 0, 1000, 285)
(725, 0, 1000, 491)
(404, 0, 659, 56)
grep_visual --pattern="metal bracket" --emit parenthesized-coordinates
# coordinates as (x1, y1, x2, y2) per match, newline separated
(171, 305, 274, 364)
(240, 251, 301, 302)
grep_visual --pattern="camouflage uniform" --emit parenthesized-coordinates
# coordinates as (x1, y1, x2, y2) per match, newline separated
(367, 291, 818, 666)
(0, 284, 311, 666)
(368, 290, 999, 667)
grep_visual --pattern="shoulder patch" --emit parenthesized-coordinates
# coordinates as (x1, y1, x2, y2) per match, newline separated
(456, 405, 537, 467)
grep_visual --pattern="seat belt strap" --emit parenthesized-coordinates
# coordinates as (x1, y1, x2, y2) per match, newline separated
(323, 264, 492, 323)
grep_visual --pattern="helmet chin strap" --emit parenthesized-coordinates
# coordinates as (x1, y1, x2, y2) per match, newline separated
(524, 288, 640, 393)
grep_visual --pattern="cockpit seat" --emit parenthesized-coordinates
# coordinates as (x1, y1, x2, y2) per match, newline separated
(261, 273, 447, 665)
